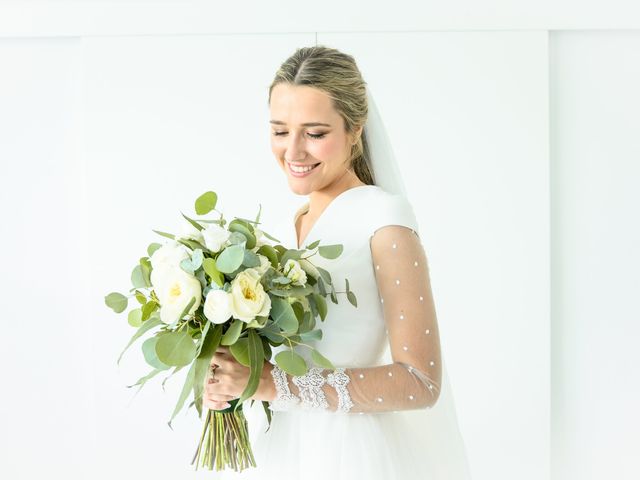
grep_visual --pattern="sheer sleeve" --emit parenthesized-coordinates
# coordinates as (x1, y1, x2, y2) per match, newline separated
(269, 223, 443, 414)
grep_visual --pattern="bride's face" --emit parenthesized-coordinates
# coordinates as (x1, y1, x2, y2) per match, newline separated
(269, 83, 359, 195)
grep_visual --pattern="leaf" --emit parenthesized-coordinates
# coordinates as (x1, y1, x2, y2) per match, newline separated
(220, 319, 244, 346)
(270, 297, 298, 334)
(131, 265, 147, 289)
(195, 191, 218, 215)
(142, 336, 171, 370)
(141, 300, 158, 321)
(127, 308, 143, 327)
(316, 266, 332, 285)
(191, 248, 204, 270)
(181, 212, 204, 232)
(152, 229, 176, 241)
(242, 250, 261, 268)
(167, 361, 196, 430)
(229, 220, 256, 250)
(105, 292, 128, 313)
(300, 329, 323, 342)
(126, 368, 163, 390)
(347, 290, 358, 307)
(155, 331, 197, 367)
(229, 338, 250, 366)
(237, 329, 264, 409)
(318, 244, 343, 260)
(257, 244, 279, 269)
(193, 323, 223, 416)
(216, 244, 245, 273)
(311, 349, 335, 369)
(117, 315, 162, 365)
(330, 284, 338, 304)
(312, 293, 327, 321)
(202, 257, 224, 287)
(134, 290, 147, 305)
(147, 242, 162, 257)
(274, 349, 307, 376)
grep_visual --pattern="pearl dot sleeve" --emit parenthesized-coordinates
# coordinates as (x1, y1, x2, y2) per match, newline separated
(269, 224, 443, 414)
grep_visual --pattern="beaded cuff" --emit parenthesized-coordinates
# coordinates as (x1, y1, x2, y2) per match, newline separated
(269, 364, 300, 411)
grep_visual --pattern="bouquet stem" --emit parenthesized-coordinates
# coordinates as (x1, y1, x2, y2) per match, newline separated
(191, 398, 256, 471)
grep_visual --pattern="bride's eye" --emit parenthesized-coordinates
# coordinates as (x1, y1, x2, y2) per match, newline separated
(272, 131, 326, 139)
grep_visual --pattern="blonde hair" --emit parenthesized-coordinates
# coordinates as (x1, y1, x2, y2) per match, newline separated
(268, 45, 375, 185)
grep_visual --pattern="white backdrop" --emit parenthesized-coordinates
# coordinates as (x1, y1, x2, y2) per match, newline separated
(0, 2, 638, 480)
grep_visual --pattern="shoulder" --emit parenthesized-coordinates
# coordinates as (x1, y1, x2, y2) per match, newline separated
(362, 186, 420, 239)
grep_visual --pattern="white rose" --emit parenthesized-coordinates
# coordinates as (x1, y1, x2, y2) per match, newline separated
(284, 259, 307, 286)
(176, 222, 205, 244)
(150, 241, 190, 271)
(202, 224, 231, 253)
(150, 242, 191, 289)
(154, 265, 202, 324)
(203, 289, 233, 324)
(229, 268, 272, 323)
(254, 254, 272, 276)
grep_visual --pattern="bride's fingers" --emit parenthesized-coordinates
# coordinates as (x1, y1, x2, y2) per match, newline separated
(203, 397, 231, 410)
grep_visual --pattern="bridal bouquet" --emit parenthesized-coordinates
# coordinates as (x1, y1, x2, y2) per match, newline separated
(104, 190, 358, 472)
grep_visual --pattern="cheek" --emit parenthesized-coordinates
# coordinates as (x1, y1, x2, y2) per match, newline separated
(310, 137, 344, 163)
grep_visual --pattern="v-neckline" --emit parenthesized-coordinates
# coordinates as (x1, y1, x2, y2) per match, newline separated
(293, 184, 378, 250)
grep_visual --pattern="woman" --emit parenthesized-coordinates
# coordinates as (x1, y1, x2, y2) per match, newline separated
(203, 45, 472, 479)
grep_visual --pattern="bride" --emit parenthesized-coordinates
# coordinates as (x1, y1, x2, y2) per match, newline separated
(203, 45, 472, 479)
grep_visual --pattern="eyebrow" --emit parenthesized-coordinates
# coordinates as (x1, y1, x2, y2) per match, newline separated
(270, 120, 332, 127)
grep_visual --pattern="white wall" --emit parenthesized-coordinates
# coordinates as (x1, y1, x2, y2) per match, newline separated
(0, 2, 638, 480)
(550, 31, 640, 480)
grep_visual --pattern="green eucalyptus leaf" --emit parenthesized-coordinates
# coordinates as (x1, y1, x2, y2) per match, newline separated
(117, 315, 162, 365)
(126, 368, 163, 390)
(152, 229, 176, 241)
(195, 191, 218, 215)
(141, 300, 158, 321)
(220, 319, 244, 346)
(142, 336, 171, 370)
(274, 349, 307, 376)
(131, 265, 147, 289)
(257, 244, 279, 269)
(181, 212, 204, 232)
(105, 292, 128, 313)
(191, 248, 204, 270)
(242, 250, 261, 267)
(318, 244, 343, 260)
(312, 293, 327, 321)
(229, 338, 250, 366)
(347, 290, 358, 307)
(202, 257, 225, 287)
(134, 290, 147, 305)
(167, 361, 196, 430)
(216, 244, 245, 273)
(316, 266, 332, 285)
(127, 308, 143, 327)
(147, 242, 162, 257)
(311, 349, 335, 369)
(193, 323, 223, 413)
(229, 221, 256, 250)
(270, 297, 298, 334)
(300, 329, 323, 342)
(155, 331, 197, 367)
(237, 329, 264, 408)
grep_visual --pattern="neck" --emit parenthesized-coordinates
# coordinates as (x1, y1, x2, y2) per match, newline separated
(307, 170, 366, 217)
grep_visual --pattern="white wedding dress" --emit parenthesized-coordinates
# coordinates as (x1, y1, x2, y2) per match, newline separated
(217, 184, 472, 479)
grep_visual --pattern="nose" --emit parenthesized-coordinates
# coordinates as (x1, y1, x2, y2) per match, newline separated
(283, 132, 307, 163)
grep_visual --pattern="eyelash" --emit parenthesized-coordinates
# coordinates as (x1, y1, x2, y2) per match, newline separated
(272, 132, 326, 139)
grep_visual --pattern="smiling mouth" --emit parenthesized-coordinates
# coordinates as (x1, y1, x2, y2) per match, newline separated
(288, 162, 321, 173)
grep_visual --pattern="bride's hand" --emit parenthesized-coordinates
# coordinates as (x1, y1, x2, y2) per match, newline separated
(203, 346, 276, 410)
